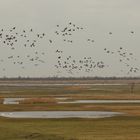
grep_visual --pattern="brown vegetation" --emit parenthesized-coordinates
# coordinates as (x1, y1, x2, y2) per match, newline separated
(20, 97, 57, 104)
(0, 98, 3, 104)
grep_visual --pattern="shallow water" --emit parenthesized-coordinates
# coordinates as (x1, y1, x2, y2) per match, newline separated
(0, 111, 123, 119)
(58, 100, 140, 104)
(3, 98, 25, 104)
(4, 98, 140, 105)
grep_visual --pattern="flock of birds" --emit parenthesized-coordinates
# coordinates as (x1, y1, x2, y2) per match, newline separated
(104, 46, 139, 74)
(55, 22, 84, 44)
(0, 22, 139, 76)
(0, 27, 46, 49)
(0, 27, 48, 71)
(55, 55, 107, 75)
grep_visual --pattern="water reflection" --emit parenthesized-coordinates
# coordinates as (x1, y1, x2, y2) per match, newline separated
(0, 111, 123, 119)
(58, 100, 140, 104)
(3, 98, 25, 104)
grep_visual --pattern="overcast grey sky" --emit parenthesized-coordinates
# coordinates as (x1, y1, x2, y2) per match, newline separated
(0, 0, 140, 77)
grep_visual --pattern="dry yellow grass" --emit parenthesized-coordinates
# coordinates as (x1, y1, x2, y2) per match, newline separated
(83, 104, 140, 116)
(69, 94, 140, 100)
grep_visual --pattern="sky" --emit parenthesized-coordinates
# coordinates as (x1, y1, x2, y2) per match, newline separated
(0, 0, 140, 77)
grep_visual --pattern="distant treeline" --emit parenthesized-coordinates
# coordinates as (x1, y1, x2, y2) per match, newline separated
(0, 77, 140, 81)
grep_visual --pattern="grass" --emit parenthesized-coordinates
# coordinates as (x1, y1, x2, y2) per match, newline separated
(0, 97, 3, 104)
(0, 82, 140, 139)
(0, 85, 140, 115)
(0, 84, 140, 98)
(20, 97, 57, 104)
(0, 116, 140, 140)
